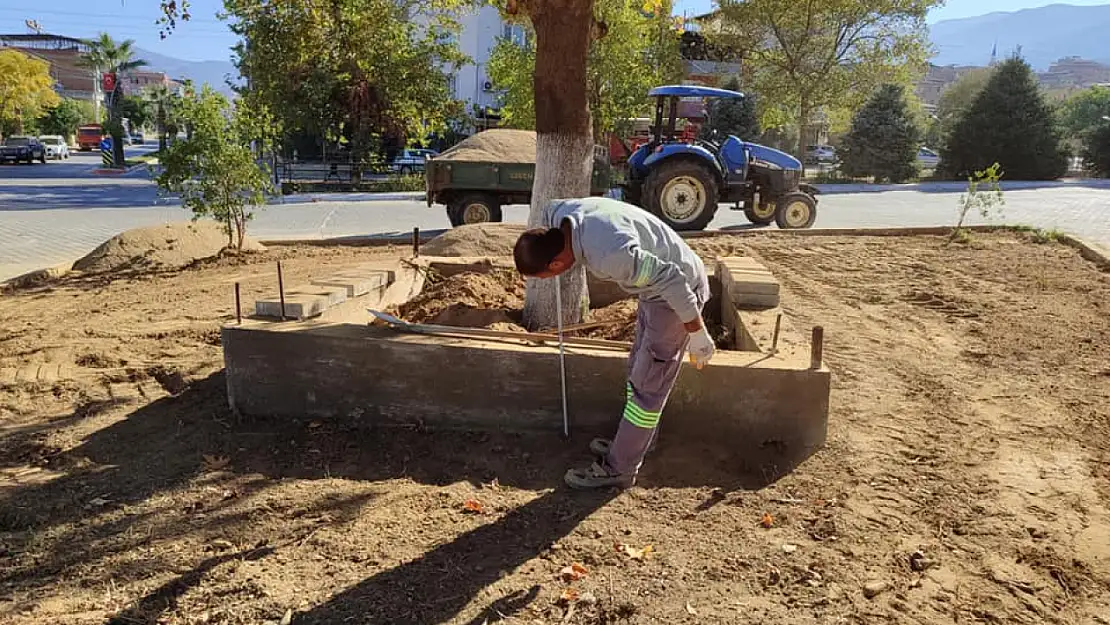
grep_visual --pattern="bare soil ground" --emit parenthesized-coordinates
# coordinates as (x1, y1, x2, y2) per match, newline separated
(2, 232, 1109, 625)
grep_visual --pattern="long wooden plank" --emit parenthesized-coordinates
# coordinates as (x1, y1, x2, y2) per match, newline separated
(368, 309, 631, 350)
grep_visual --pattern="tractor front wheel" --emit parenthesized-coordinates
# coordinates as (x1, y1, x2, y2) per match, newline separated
(644, 160, 719, 231)
(774, 192, 818, 229)
(742, 197, 777, 226)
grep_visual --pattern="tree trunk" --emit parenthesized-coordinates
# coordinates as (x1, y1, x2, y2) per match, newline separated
(796, 100, 809, 161)
(110, 88, 126, 169)
(521, 0, 597, 331)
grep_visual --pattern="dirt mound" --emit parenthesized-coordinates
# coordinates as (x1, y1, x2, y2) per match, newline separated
(397, 270, 525, 329)
(72, 221, 264, 274)
(422, 223, 526, 257)
(434, 128, 536, 163)
(582, 299, 639, 341)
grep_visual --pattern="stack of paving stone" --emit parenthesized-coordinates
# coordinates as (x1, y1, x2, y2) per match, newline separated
(716, 256, 781, 309)
(255, 267, 394, 320)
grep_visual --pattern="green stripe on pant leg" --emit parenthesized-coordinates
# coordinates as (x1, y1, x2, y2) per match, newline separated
(626, 382, 633, 401)
(622, 399, 660, 429)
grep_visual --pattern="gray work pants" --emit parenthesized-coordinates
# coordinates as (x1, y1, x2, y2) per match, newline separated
(606, 287, 707, 477)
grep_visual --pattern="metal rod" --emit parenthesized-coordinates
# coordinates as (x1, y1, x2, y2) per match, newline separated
(235, 282, 242, 325)
(771, 313, 782, 353)
(555, 274, 569, 439)
(277, 261, 287, 321)
(412, 227, 420, 258)
(810, 326, 824, 369)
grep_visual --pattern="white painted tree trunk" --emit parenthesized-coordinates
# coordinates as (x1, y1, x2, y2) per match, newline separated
(522, 132, 594, 330)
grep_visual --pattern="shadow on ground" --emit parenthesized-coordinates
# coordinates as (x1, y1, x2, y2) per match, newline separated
(1, 370, 813, 622)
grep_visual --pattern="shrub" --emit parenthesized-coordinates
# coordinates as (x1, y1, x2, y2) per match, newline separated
(838, 84, 920, 183)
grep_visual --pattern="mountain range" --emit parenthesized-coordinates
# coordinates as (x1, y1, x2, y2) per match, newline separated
(136, 3, 1110, 90)
(928, 3, 1110, 68)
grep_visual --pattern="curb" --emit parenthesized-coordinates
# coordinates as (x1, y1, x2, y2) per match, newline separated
(92, 162, 149, 176)
(812, 179, 1110, 195)
(276, 191, 425, 204)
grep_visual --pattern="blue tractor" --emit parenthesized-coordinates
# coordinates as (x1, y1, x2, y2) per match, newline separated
(623, 85, 819, 231)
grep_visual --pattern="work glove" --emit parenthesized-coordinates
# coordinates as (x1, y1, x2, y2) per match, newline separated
(687, 326, 716, 369)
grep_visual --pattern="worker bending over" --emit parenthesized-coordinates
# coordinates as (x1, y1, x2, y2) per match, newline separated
(513, 197, 715, 489)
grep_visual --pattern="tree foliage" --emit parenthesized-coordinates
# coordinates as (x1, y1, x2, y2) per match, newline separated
(838, 84, 920, 183)
(120, 95, 154, 132)
(223, 0, 467, 176)
(940, 58, 1068, 181)
(487, 0, 683, 140)
(81, 33, 148, 167)
(926, 67, 993, 151)
(146, 84, 181, 150)
(713, 0, 938, 156)
(699, 76, 760, 141)
(1081, 122, 1110, 177)
(155, 85, 273, 249)
(37, 99, 95, 137)
(1059, 85, 1110, 141)
(0, 49, 61, 135)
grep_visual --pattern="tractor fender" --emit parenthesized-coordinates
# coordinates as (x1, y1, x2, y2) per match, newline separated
(643, 144, 724, 180)
(799, 183, 821, 196)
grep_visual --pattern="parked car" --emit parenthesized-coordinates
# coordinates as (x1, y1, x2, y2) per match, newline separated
(391, 148, 438, 174)
(38, 135, 69, 160)
(916, 146, 940, 170)
(131, 132, 145, 145)
(804, 144, 837, 164)
(0, 137, 47, 164)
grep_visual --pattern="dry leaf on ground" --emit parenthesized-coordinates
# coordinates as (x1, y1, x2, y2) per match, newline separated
(616, 543, 654, 560)
(202, 454, 230, 472)
(559, 587, 580, 603)
(560, 563, 589, 581)
(462, 499, 485, 514)
(760, 512, 775, 528)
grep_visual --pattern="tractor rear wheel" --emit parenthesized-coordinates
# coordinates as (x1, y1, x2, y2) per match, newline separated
(447, 193, 503, 227)
(774, 192, 817, 229)
(742, 197, 777, 226)
(644, 159, 719, 231)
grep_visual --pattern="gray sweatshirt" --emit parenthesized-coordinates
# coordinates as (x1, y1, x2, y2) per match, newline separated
(544, 197, 710, 323)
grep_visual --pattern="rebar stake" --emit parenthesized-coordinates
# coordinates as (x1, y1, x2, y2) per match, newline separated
(412, 227, 420, 258)
(235, 282, 242, 325)
(810, 326, 824, 370)
(277, 261, 287, 321)
(771, 313, 782, 353)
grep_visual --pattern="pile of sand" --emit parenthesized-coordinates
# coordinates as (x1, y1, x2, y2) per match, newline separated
(397, 270, 526, 329)
(434, 129, 537, 163)
(72, 221, 263, 274)
(422, 223, 526, 257)
(582, 299, 640, 341)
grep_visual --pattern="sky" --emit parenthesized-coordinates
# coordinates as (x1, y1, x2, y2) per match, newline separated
(0, 0, 1108, 62)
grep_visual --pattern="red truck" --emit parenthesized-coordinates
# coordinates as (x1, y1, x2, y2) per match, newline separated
(77, 124, 104, 151)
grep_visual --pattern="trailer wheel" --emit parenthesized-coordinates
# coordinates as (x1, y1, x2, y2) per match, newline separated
(774, 192, 817, 229)
(644, 159, 719, 231)
(448, 194, 503, 227)
(742, 198, 776, 226)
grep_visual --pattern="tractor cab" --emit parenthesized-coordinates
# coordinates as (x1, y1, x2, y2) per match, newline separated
(623, 85, 818, 232)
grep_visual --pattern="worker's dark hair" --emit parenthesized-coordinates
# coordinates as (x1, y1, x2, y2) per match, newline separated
(514, 227, 565, 275)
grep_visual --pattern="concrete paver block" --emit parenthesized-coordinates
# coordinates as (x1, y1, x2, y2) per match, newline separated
(255, 286, 347, 320)
(718, 257, 781, 309)
(310, 270, 389, 297)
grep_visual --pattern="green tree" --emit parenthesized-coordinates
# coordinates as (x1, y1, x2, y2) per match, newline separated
(488, 0, 683, 141)
(120, 95, 154, 132)
(155, 85, 273, 249)
(38, 99, 95, 138)
(926, 67, 994, 151)
(941, 58, 1068, 181)
(713, 0, 938, 157)
(1059, 86, 1110, 141)
(0, 49, 61, 135)
(1081, 122, 1110, 177)
(699, 76, 760, 141)
(146, 84, 179, 150)
(223, 0, 467, 182)
(838, 84, 920, 183)
(81, 33, 148, 168)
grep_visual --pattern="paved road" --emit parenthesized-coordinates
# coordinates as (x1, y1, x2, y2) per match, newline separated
(2, 159, 1109, 280)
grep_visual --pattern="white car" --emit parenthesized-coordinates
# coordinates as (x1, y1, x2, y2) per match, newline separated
(39, 135, 69, 160)
(805, 144, 837, 164)
(917, 146, 940, 170)
(391, 148, 439, 174)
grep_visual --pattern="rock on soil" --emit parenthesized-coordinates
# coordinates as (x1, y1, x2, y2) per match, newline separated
(396, 270, 526, 329)
(421, 223, 526, 258)
(433, 128, 537, 163)
(72, 221, 264, 274)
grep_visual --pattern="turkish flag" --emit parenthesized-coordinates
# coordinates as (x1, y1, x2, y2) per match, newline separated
(102, 72, 117, 93)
